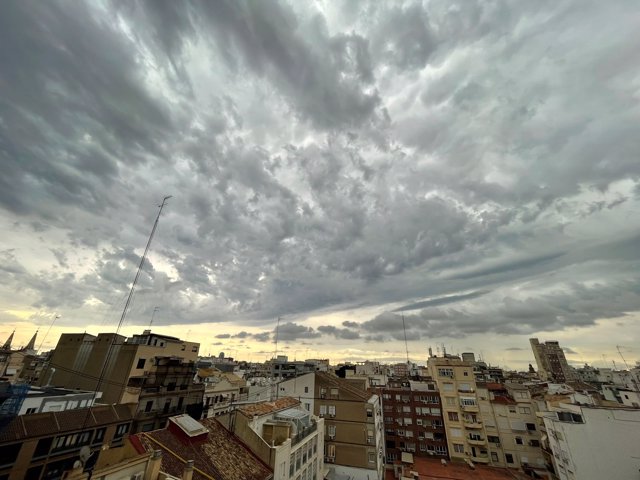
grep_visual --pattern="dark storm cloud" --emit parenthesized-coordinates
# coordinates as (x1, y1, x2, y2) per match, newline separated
(505, 347, 525, 352)
(1, 0, 639, 342)
(215, 334, 231, 339)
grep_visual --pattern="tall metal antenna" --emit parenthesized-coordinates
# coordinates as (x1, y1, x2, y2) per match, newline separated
(273, 316, 281, 361)
(149, 307, 159, 329)
(80, 196, 171, 436)
(402, 313, 410, 366)
(616, 345, 630, 370)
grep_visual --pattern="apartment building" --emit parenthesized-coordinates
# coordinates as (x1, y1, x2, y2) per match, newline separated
(18, 386, 100, 415)
(197, 368, 248, 417)
(379, 377, 448, 463)
(0, 403, 136, 480)
(426, 355, 485, 465)
(41, 330, 199, 404)
(530, 339, 575, 383)
(477, 383, 546, 475)
(539, 404, 640, 480)
(229, 397, 323, 480)
(279, 372, 385, 480)
(122, 356, 204, 433)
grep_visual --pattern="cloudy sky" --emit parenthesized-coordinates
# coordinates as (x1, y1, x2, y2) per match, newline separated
(1, 0, 639, 368)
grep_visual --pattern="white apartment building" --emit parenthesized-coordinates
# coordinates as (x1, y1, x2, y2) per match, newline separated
(540, 404, 640, 480)
(230, 397, 324, 480)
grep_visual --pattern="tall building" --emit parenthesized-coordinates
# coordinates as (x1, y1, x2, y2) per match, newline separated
(529, 338, 575, 382)
(427, 355, 486, 465)
(379, 377, 448, 463)
(476, 383, 546, 475)
(279, 371, 385, 480)
(41, 330, 199, 405)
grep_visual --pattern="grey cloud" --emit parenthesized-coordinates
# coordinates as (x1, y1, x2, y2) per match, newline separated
(505, 347, 525, 351)
(563, 347, 579, 355)
(252, 332, 272, 343)
(393, 290, 490, 312)
(342, 321, 359, 328)
(215, 334, 231, 339)
(275, 322, 321, 342)
(317, 325, 361, 340)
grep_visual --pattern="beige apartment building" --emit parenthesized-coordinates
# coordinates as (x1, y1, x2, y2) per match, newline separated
(41, 330, 199, 405)
(427, 355, 486, 465)
(279, 371, 385, 480)
(477, 383, 546, 474)
(530, 338, 575, 382)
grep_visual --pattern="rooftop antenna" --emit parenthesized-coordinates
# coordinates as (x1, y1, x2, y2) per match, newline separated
(273, 316, 281, 361)
(79, 195, 171, 436)
(402, 313, 410, 366)
(616, 345, 631, 370)
(149, 307, 159, 329)
(37, 315, 60, 353)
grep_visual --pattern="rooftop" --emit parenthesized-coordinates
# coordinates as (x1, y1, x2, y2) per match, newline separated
(0, 404, 136, 442)
(385, 457, 534, 480)
(316, 371, 372, 401)
(238, 397, 300, 417)
(131, 416, 272, 480)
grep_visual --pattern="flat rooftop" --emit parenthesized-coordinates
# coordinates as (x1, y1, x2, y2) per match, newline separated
(385, 457, 536, 480)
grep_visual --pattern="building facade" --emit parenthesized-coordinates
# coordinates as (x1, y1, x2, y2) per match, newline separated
(0, 403, 136, 480)
(230, 397, 324, 480)
(530, 339, 575, 383)
(41, 330, 199, 405)
(379, 377, 448, 463)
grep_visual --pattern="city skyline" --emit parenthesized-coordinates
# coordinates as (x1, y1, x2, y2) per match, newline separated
(1, 1, 640, 367)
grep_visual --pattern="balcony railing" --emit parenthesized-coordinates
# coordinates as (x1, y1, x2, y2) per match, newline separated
(291, 421, 318, 446)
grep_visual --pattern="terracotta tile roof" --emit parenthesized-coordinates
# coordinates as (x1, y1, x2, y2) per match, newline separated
(316, 372, 371, 401)
(238, 397, 300, 417)
(486, 383, 505, 391)
(491, 395, 517, 405)
(133, 416, 272, 480)
(0, 404, 136, 443)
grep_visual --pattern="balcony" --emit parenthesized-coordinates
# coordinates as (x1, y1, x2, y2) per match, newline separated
(463, 421, 483, 429)
(291, 421, 318, 446)
(471, 454, 490, 464)
(460, 404, 479, 412)
(467, 437, 486, 446)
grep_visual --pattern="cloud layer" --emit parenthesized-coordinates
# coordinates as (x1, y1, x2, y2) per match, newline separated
(1, 0, 639, 361)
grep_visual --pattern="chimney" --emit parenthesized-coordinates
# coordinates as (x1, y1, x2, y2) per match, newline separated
(182, 460, 194, 480)
(145, 450, 162, 480)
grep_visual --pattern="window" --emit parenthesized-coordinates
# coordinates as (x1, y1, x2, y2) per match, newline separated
(33, 437, 53, 458)
(330, 388, 339, 397)
(491, 452, 499, 462)
(526, 423, 536, 431)
(505, 453, 514, 464)
(449, 428, 462, 438)
(304, 403, 310, 411)
(93, 428, 105, 444)
(518, 406, 531, 414)
(136, 358, 146, 369)
(304, 386, 309, 393)
(530, 439, 540, 447)
(367, 409, 373, 418)
(487, 435, 500, 443)
(416, 418, 423, 426)
(453, 444, 464, 453)
(463, 371, 469, 376)
(191, 346, 197, 352)
(0, 444, 22, 467)
(443, 383, 454, 392)
(438, 368, 454, 378)
(460, 398, 476, 406)
(468, 433, 482, 441)
(448, 411, 459, 421)
(114, 423, 129, 439)
(144, 400, 153, 412)
(367, 429, 374, 444)
(515, 437, 523, 445)
(328, 405, 336, 417)
(445, 397, 456, 406)
(403, 417, 412, 425)
(326, 444, 335, 460)
(368, 452, 376, 463)
(26, 407, 37, 414)
(508, 406, 516, 413)
(320, 388, 327, 398)
(319, 405, 327, 416)
(459, 383, 471, 392)
(327, 425, 336, 438)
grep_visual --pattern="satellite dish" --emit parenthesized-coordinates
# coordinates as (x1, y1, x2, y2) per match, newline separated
(79, 446, 91, 464)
